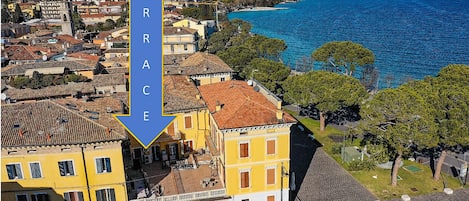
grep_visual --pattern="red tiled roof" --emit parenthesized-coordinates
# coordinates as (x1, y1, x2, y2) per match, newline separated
(81, 13, 106, 18)
(56, 34, 84, 45)
(1, 101, 125, 147)
(164, 75, 205, 113)
(198, 81, 296, 129)
(99, 2, 126, 6)
(4, 45, 58, 61)
(67, 52, 100, 61)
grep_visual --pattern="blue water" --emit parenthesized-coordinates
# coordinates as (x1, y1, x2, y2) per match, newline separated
(228, 0, 469, 88)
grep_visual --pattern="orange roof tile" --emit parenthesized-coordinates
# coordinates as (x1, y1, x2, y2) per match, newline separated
(164, 75, 205, 113)
(56, 34, 84, 45)
(67, 52, 100, 61)
(4, 45, 58, 61)
(198, 81, 296, 129)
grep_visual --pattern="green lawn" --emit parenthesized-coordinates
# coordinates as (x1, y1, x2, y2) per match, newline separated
(285, 109, 465, 200)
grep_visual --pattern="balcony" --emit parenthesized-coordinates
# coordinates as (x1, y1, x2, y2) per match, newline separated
(130, 188, 226, 201)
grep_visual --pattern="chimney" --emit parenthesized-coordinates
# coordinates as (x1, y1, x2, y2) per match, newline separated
(215, 101, 221, 112)
(196, 94, 200, 99)
(106, 127, 111, 135)
(276, 110, 283, 120)
(47, 133, 51, 141)
(18, 129, 24, 137)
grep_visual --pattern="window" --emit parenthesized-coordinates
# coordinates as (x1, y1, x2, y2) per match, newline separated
(16, 194, 28, 201)
(221, 77, 225, 82)
(29, 162, 42, 178)
(31, 193, 49, 201)
(240, 171, 250, 188)
(184, 44, 188, 50)
(64, 191, 84, 201)
(239, 142, 249, 158)
(167, 122, 175, 136)
(184, 116, 192, 129)
(96, 158, 112, 173)
(266, 168, 275, 185)
(241, 199, 250, 201)
(58, 160, 75, 176)
(96, 188, 116, 201)
(267, 139, 276, 155)
(267, 195, 275, 201)
(6, 163, 23, 179)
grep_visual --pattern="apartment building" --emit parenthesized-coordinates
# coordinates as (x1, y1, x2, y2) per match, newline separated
(1, 101, 128, 201)
(198, 80, 297, 201)
(163, 26, 199, 55)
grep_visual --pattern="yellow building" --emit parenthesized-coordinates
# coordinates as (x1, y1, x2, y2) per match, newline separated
(128, 75, 209, 165)
(163, 26, 199, 55)
(172, 18, 208, 39)
(164, 52, 233, 86)
(199, 80, 297, 201)
(1, 101, 128, 201)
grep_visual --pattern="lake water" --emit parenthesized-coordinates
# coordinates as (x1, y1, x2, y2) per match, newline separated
(228, 0, 469, 88)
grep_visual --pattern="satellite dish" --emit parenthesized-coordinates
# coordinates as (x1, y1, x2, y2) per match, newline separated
(1, 93, 7, 101)
(42, 55, 47, 61)
(253, 86, 260, 92)
(247, 80, 253, 86)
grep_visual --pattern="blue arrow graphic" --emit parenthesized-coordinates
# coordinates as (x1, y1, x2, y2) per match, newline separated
(115, 0, 175, 149)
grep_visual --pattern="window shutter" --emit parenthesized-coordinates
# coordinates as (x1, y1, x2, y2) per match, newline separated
(6, 165, 15, 179)
(241, 172, 249, 188)
(109, 189, 116, 201)
(67, 161, 74, 175)
(96, 159, 103, 173)
(184, 116, 192, 128)
(267, 195, 275, 201)
(59, 162, 66, 176)
(267, 140, 275, 155)
(105, 158, 112, 172)
(267, 168, 275, 185)
(15, 164, 23, 179)
(240, 143, 248, 158)
(167, 122, 175, 136)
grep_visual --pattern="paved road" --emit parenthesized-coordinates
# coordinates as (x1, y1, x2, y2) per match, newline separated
(289, 125, 378, 201)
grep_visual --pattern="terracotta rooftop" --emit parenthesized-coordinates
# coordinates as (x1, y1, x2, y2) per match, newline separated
(53, 96, 128, 140)
(1, 101, 125, 147)
(4, 45, 58, 61)
(56, 34, 84, 45)
(1, 60, 98, 76)
(163, 26, 198, 35)
(3, 82, 95, 101)
(163, 54, 192, 65)
(92, 73, 126, 87)
(198, 80, 296, 129)
(104, 48, 129, 54)
(164, 52, 233, 76)
(67, 52, 100, 61)
(103, 67, 129, 74)
(164, 75, 205, 113)
(99, 1, 126, 6)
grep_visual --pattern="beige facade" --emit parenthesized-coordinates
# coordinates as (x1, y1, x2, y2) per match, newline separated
(163, 27, 198, 55)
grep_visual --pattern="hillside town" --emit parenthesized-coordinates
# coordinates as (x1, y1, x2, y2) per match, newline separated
(2, 0, 469, 201)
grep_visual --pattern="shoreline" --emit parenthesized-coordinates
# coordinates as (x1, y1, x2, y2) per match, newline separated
(232, 7, 288, 12)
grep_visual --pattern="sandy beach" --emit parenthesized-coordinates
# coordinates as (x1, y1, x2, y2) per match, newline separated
(234, 7, 288, 12)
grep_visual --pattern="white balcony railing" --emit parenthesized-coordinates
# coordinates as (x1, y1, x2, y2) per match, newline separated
(130, 188, 226, 201)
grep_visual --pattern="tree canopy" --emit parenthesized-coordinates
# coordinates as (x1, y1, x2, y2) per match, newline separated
(242, 58, 290, 94)
(12, 3, 24, 23)
(312, 41, 375, 76)
(283, 71, 368, 131)
(359, 86, 438, 186)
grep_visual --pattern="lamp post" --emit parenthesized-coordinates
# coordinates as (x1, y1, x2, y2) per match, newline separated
(280, 162, 289, 201)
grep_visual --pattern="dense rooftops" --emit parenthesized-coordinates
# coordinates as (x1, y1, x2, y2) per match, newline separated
(1, 101, 125, 147)
(164, 52, 233, 76)
(164, 75, 205, 113)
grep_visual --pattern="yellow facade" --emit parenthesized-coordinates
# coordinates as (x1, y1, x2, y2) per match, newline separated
(1, 142, 127, 201)
(129, 109, 210, 163)
(219, 125, 292, 201)
(172, 19, 207, 39)
(192, 73, 232, 86)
